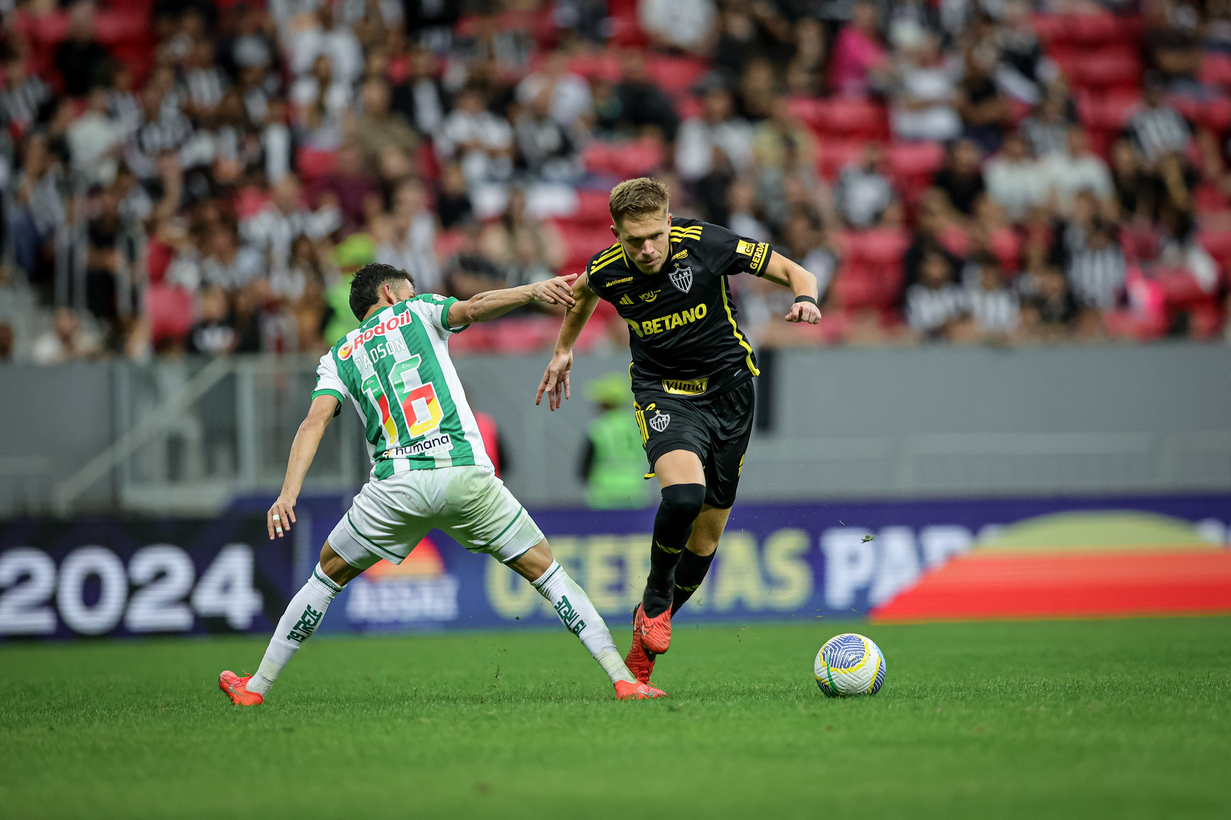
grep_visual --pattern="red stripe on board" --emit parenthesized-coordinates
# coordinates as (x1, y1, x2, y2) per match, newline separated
(871, 550, 1231, 622)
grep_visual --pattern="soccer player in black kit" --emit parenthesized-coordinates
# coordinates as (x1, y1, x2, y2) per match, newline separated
(536, 178, 822, 683)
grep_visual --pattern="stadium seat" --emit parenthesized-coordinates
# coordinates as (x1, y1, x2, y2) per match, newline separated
(791, 98, 889, 140)
(296, 148, 337, 184)
(844, 228, 910, 267)
(558, 223, 618, 274)
(581, 138, 665, 178)
(433, 229, 468, 263)
(1067, 49, 1142, 92)
(817, 139, 865, 180)
(1197, 228, 1231, 267)
(645, 55, 710, 97)
(234, 188, 271, 220)
(146, 285, 195, 344)
(888, 141, 945, 190)
(554, 188, 611, 227)
(1077, 91, 1141, 132)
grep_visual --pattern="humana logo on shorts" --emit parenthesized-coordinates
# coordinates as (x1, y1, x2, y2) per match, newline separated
(387, 432, 452, 458)
(286, 605, 323, 642)
(554, 595, 586, 636)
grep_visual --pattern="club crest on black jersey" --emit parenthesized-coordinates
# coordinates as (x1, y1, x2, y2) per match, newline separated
(585, 218, 772, 400)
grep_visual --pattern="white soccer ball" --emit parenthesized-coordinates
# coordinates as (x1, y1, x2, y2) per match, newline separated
(814, 633, 886, 697)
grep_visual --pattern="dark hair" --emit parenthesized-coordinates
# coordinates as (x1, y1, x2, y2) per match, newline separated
(349, 263, 414, 320)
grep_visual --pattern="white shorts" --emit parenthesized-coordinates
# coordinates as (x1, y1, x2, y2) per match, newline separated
(327, 466, 545, 570)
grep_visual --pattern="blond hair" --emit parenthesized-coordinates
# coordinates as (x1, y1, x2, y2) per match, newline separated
(609, 177, 670, 226)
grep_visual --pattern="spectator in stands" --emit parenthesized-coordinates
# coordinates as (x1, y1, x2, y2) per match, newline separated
(1110, 138, 1156, 223)
(515, 87, 582, 183)
(593, 52, 679, 142)
(836, 142, 895, 228)
(67, 88, 123, 188)
(373, 178, 442, 296)
(830, 1, 888, 98)
(956, 44, 1010, 154)
(1019, 265, 1078, 341)
(9, 133, 64, 280)
(352, 77, 418, 176)
(310, 143, 379, 233)
(1146, 0, 1204, 94)
(676, 86, 754, 183)
(478, 187, 564, 290)
(784, 17, 827, 97)
(186, 284, 239, 356)
(241, 175, 341, 277)
(1067, 218, 1127, 312)
(32, 307, 102, 365)
(435, 84, 515, 201)
(887, 24, 962, 143)
(752, 98, 817, 177)
(932, 139, 986, 218)
(200, 224, 264, 292)
(517, 52, 592, 131)
(966, 253, 1020, 336)
(436, 161, 475, 230)
(182, 38, 229, 122)
(1020, 93, 1073, 158)
(125, 82, 195, 184)
(727, 178, 771, 242)
(1043, 127, 1115, 216)
(639, 0, 718, 56)
(995, 0, 1054, 105)
(1127, 77, 1192, 167)
(391, 45, 448, 139)
(1, 51, 52, 138)
(55, 3, 113, 98)
(906, 248, 966, 340)
(985, 131, 1044, 223)
(290, 55, 350, 151)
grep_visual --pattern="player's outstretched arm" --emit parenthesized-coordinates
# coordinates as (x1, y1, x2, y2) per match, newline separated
(447, 274, 579, 326)
(762, 251, 822, 324)
(537, 273, 600, 411)
(267, 394, 339, 540)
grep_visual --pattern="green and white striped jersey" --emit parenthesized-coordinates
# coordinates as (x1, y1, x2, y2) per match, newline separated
(311, 294, 491, 479)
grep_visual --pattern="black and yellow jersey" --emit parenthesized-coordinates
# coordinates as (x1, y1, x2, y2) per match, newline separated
(585, 217, 772, 400)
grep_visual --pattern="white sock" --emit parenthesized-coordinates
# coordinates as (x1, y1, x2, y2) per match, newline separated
(532, 561, 636, 685)
(247, 564, 342, 696)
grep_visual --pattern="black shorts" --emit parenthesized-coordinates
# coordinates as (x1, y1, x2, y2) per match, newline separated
(633, 380, 755, 510)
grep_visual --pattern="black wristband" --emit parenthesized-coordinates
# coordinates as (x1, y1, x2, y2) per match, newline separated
(793, 295, 818, 306)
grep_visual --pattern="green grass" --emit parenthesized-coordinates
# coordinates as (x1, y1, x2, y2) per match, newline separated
(2, 618, 1229, 819)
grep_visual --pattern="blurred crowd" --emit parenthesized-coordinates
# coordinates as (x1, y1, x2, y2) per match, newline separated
(2, 0, 1230, 366)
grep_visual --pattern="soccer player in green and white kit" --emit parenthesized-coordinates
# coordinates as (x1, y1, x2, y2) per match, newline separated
(219, 263, 666, 704)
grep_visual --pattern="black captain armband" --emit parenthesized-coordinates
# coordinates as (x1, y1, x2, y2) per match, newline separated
(793, 295, 818, 306)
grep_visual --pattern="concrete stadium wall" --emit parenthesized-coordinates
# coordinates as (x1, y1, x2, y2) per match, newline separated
(1, 343, 1228, 514)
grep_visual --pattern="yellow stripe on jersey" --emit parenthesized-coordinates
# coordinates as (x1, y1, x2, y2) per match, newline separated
(589, 244, 626, 275)
(670, 227, 702, 239)
(720, 281, 760, 377)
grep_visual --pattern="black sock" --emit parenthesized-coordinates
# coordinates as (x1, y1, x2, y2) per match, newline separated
(671, 548, 716, 616)
(643, 483, 706, 617)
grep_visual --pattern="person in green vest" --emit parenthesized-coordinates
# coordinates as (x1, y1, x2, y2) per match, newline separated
(579, 372, 652, 509)
(322, 233, 377, 346)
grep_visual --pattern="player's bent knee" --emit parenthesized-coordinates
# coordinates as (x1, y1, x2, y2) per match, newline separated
(507, 539, 553, 581)
(319, 543, 364, 587)
(660, 483, 707, 522)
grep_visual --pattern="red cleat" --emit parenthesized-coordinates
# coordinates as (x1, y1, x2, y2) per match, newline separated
(625, 628, 656, 684)
(634, 602, 672, 655)
(614, 679, 668, 699)
(219, 670, 263, 706)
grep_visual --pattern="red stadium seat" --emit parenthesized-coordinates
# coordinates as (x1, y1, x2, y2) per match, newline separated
(817, 138, 865, 180)
(558, 223, 619, 274)
(1194, 183, 1229, 215)
(1198, 229, 1231, 267)
(490, 317, 559, 353)
(581, 137, 665, 178)
(1077, 91, 1141, 131)
(888, 141, 945, 186)
(1068, 49, 1142, 92)
(645, 55, 710, 97)
(433, 229, 468, 263)
(296, 148, 337, 184)
(554, 188, 611, 227)
(844, 228, 910, 267)
(146, 286, 195, 344)
(790, 98, 890, 140)
(1201, 53, 1231, 89)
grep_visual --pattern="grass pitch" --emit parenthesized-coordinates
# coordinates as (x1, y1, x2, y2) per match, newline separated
(2, 617, 1229, 819)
